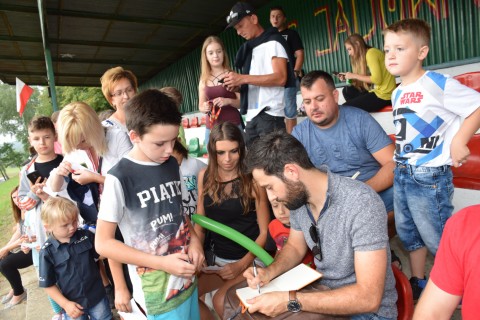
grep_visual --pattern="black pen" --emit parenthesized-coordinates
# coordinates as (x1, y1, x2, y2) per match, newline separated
(253, 260, 260, 294)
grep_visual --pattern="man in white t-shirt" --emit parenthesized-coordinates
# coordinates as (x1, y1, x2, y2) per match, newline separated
(223, 2, 295, 147)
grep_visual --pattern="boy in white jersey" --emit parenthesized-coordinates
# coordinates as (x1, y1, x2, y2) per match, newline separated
(95, 89, 204, 320)
(383, 18, 480, 300)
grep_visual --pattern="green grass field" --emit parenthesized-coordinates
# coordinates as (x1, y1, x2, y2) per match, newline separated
(0, 167, 21, 246)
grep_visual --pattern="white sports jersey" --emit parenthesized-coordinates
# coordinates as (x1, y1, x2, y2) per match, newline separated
(392, 71, 480, 166)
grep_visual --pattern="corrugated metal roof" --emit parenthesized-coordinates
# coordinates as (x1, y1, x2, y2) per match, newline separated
(0, 0, 271, 86)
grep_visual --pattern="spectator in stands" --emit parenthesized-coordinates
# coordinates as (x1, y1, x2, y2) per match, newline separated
(96, 89, 203, 319)
(0, 186, 32, 309)
(336, 34, 396, 112)
(194, 122, 269, 318)
(223, 2, 296, 147)
(18, 117, 63, 267)
(39, 197, 112, 320)
(171, 139, 206, 219)
(100, 66, 136, 174)
(383, 18, 480, 300)
(413, 205, 480, 320)
(243, 131, 397, 318)
(100, 66, 137, 129)
(100, 67, 139, 309)
(293, 71, 395, 221)
(47, 102, 114, 306)
(17, 116, 64, 318)
(198, 36, 242, 144)
(270, 5, 304, 133)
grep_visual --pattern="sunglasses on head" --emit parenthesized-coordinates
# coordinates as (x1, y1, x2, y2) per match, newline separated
(309, 223, 322, 261)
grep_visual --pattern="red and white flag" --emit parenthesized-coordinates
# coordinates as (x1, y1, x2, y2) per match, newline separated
(16, 77, 34, 117)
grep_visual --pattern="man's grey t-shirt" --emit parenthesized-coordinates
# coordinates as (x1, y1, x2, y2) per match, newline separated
(290, 167, 397, 318)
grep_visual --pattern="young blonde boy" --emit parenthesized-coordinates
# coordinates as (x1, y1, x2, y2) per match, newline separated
(95, 89, 204, 320)
(383, 18, 480, 299)
(39, 197, 112, 320)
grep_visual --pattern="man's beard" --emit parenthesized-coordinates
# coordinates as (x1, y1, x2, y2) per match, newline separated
(282, 179, 309, 211)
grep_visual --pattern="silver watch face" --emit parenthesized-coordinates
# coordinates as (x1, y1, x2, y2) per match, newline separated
(287, 300, 301, 313)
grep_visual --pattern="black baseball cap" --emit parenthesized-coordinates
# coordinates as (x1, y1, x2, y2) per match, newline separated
(226, 2, 255, 29)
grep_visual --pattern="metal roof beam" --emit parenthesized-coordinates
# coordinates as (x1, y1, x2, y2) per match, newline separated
(0, 54, 160, 66)
(37, 0, 58, 111)
(0, 3, 211, 29)
(0, 35, 176, 50)
(0, 69, 146, 82)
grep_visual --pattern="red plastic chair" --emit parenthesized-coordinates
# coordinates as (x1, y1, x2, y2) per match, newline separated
(452, 134, 480, 190)
(181, 118, 190, 129)
(190, 116, 199, 128)
(388, 134, 396, 143)
(392, 264, 414, 320)
(377, 105, 393, 113)
(454, 72, 480, 92)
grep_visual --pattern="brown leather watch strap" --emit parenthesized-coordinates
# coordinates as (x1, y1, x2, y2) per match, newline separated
(289, 290, 297, 301)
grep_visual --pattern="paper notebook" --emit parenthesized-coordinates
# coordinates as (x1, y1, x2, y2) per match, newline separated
(236, 263, 322, 308)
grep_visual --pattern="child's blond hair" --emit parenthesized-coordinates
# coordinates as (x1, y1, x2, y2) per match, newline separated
(383, 18, 431, 46)
(41, 197, 79, 227)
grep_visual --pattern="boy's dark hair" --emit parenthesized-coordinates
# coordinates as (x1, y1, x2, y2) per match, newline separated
(125, 89, 182, 137)
(301, 70, 336, 90)
(173, 139, 188, 159)
(383, 18, 431, 46)
(28, 116, 56, 134)
(270, 5, 286, 16)
(246, 131, 314, 179)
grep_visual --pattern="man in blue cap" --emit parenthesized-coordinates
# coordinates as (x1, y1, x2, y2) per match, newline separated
(223, 2, 296, 147)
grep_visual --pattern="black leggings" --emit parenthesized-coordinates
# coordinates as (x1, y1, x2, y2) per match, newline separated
(0, 250, 33, 296)
(342, 86, 391, 112)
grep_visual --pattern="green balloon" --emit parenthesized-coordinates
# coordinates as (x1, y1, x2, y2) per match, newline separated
(192, 214, 274, 266)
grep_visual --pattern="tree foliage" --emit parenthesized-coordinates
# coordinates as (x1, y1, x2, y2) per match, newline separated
(0, 143, 26, 169)
(0, 84, 111, 152)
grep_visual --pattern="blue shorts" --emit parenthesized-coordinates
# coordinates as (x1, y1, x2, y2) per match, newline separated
(284, 79, 300, 119)
(393, 163, 454, 254)
(147, 287, 199, 320)
(351, 313, 394, 320)
(62, 296, 112, 320)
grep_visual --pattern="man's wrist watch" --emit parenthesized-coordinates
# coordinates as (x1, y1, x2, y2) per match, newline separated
(287, 290, 302, 313)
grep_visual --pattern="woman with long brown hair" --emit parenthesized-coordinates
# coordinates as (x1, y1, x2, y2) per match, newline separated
(0, 186, 33, 308)
(337, 34, 396, 112)
(194, 122, 269, 318)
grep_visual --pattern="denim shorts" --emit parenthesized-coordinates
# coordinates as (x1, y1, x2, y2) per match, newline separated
(284, 80, 299, 119)
(394, 163, 454, 254)
(62, 296, 112, 320)
(351, 313, 393, 320)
